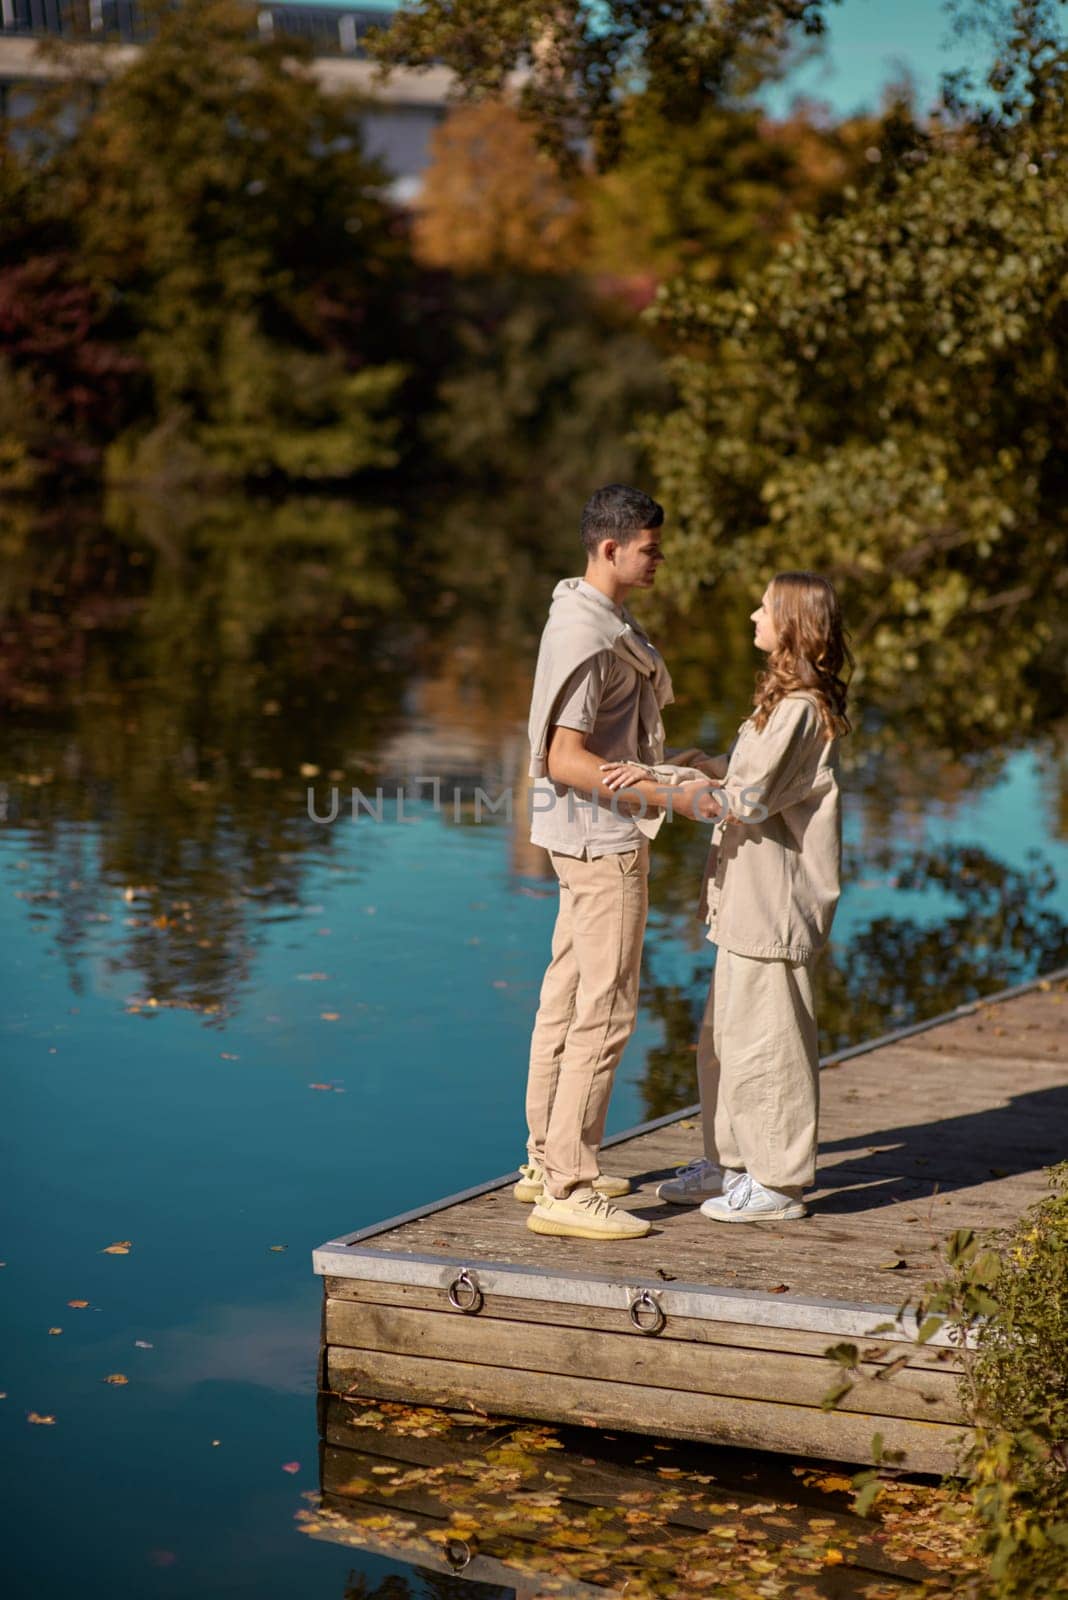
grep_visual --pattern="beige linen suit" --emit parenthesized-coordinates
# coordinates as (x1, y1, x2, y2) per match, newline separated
(524, 579, 673, 1197)
(696, 693, 842, 1191)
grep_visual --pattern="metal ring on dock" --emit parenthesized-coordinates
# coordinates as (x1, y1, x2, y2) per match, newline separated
(447, 1267, 483, 1314)
(628, 1289, 665, 1335)
(444, 1537, 473, 1571)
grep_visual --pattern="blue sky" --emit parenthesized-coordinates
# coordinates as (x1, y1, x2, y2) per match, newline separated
(325, 0, 994, 119)
(758, 0, 992, 118)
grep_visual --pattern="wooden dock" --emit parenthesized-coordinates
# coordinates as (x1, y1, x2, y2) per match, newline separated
(313, 968, 1068, 1476)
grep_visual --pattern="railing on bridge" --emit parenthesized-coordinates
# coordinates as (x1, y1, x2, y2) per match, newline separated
(0, 1, 392, 57)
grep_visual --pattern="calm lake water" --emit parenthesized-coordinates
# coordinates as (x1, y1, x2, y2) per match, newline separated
(2, 495, 1067, 1597)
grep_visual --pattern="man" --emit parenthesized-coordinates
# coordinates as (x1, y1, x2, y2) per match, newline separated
(516, 484, 708, 1242)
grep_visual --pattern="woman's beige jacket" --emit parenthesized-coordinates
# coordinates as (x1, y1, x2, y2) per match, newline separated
(698, 691, 842, 963)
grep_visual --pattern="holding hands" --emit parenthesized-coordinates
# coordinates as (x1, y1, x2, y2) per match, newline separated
(598, 763, 724, 822)
(598, 761, 655, 791)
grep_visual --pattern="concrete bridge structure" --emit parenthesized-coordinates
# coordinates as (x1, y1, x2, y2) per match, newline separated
(0, 2, 453, 194)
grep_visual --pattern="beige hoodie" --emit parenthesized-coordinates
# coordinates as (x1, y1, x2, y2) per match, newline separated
(527, 578, 675, 843)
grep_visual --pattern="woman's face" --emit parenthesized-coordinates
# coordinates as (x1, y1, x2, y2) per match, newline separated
(750, 587, 779, 653)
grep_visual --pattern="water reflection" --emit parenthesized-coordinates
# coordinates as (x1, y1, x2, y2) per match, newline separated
(309, 1397, 961, 1598)
(2, 489, 1066, 1600)
(2, 492, 1067, 1043)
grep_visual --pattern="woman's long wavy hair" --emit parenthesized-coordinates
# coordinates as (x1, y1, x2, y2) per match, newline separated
(752, 572, 853, 739)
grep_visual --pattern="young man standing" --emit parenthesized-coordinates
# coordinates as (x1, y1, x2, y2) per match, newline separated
(516, 484, 687, 1241)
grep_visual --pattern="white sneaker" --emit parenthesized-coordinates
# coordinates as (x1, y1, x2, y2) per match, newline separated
(699, 1173, 807, 1223)
(656, 1157, 744, 1204)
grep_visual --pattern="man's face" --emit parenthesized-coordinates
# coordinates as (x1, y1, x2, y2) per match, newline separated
(611, 527, 665, 589)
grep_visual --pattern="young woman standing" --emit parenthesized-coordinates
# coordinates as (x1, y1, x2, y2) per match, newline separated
(657, 571, 853, 1221)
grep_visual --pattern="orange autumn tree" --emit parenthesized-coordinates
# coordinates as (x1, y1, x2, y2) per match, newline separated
(413, 100, 585, 274)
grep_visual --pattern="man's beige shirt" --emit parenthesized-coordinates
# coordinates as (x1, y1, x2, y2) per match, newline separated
(529, 581, 664, 858)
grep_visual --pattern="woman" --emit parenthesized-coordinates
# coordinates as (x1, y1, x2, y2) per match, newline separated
(604, 571, 852, 1222)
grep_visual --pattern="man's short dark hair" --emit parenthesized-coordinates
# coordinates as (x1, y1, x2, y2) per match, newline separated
(580, 485, 664, 557)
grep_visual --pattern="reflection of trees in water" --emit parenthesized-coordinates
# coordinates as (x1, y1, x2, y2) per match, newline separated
(0, 494, 421, 1012)
(639, 846, 1068, 1122)
(2, 485, 1066, 1026)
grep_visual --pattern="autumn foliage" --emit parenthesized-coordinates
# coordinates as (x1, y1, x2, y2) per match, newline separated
(413, 101, 585, 274)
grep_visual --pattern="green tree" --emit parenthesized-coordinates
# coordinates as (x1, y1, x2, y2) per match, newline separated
(368, 0, 838, 164)
(583, 91, 914, 289)
(24, 0, 406, 484)
(642, 1, 1068, 750)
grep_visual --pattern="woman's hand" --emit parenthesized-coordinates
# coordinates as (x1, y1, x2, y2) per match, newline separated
(598, 761, 654, 792)
(672, 779, 726, 821)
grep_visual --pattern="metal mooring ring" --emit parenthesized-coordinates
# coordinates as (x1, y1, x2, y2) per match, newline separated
(444, 1537, 473, 1571)
(447, 1267, 483, 1314)
(628, 1289, 666, 1336)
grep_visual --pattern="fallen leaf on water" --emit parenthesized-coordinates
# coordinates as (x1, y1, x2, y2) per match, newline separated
(220, 1053, 239, 1061)
(48, 1327, 62, 1336)
(809, 1473, 855, 1494)
(269, 1245, 287, 1253)
(319, 1013, 340, 1022)
(28, 1412, 56, 1424)
(67, 1300, 89, 1308)
(101, 1242, 132, 1255)
(281, 1461, 301, 1474)
(104, 1374, 128, 1385)
(823, 1548, 845, 1564)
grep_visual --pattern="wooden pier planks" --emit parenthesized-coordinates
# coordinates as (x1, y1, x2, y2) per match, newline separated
(314, 969, 1068, 1473)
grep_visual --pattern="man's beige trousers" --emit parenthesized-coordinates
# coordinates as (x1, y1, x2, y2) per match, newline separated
(526, 843, 649, 1197)
(696, 948, 820, 1191)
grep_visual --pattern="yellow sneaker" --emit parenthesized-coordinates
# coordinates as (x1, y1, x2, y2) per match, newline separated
(527, 1185, 651, 1240)
(513, 1159, 631, 1204)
